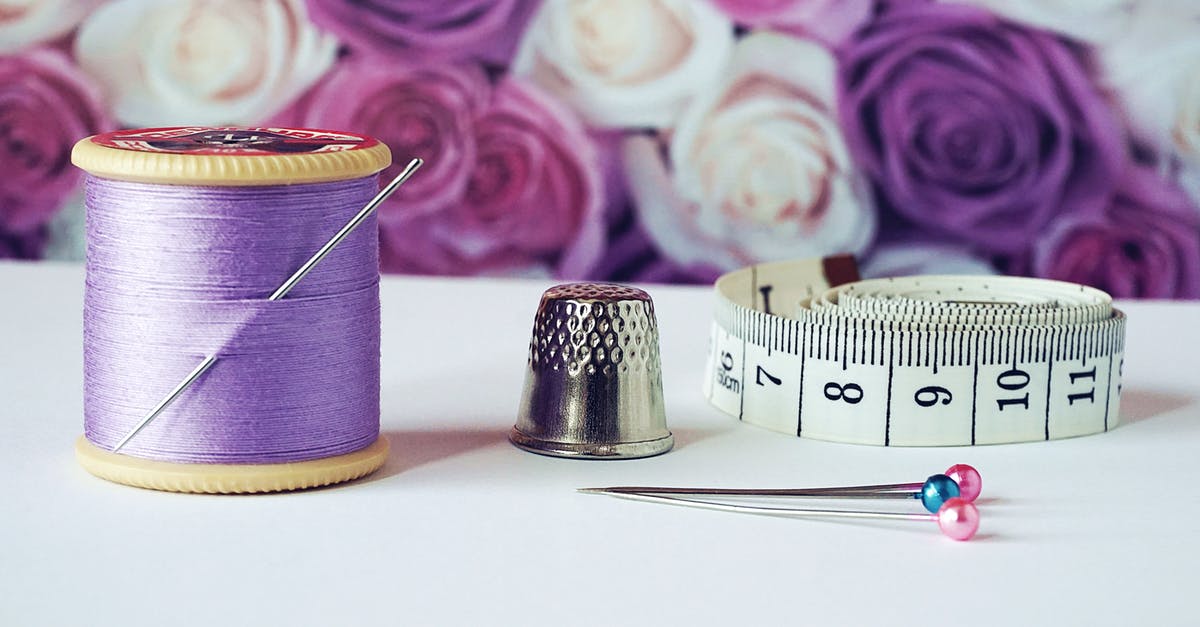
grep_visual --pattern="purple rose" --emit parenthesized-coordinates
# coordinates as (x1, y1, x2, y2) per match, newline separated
(1, 49, 109, 258)
(0, 227, 47, 260)
(838, 3, 1125, 253)
(305, 0, 537, 65)
(1032, 165, 1200, 299)
(276, 61, 604, 277)
(712, 0, 873, 46)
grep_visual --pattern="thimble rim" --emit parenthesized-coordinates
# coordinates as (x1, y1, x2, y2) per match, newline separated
(508, 428, 673, 460)
(540, 282, 652, 304)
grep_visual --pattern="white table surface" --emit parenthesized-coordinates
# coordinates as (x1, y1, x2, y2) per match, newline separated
(2, 260, 1198, 626)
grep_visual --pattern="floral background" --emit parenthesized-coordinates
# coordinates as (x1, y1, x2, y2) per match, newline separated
(2, 0, 1199, 298)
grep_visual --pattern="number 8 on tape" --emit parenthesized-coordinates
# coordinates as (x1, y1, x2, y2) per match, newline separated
(703, 257, 1126, 446)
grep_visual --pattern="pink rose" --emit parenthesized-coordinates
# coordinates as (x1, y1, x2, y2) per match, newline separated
(276, 59, 489, 219)
(1033, 165, 1200, 299)
(0, 49, 110, 257)
(713, 0, 873, 46)
(276, 60, 604, 277)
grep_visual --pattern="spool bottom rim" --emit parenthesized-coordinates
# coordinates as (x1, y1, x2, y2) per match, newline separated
(508, 428, 673, 460)
(74, 435, 389, 493)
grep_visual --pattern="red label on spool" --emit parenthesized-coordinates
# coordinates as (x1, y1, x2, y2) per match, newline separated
(89, 127, 379, 155)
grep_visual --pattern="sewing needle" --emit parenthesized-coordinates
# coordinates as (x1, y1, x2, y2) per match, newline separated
(112, 158, 424, 452)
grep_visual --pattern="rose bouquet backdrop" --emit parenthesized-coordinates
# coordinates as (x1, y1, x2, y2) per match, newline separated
(2, 0, 1199, 297)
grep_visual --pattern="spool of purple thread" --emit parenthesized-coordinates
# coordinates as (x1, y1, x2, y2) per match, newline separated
(71, 127, 394, 493)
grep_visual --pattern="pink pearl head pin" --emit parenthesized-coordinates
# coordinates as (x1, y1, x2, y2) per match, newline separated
(945, 464, 982, 502)
(936, 498, 980, 541)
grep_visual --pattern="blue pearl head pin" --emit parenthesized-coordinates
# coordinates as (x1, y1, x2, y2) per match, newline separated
(920, 474, 961, 513)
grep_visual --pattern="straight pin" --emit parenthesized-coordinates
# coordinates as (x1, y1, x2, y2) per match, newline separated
(582, 490, 981, 541)
(112, 158, 424, 452)
(583, 464, 982, 514)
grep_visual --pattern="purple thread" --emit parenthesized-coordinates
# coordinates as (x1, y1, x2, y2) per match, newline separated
(83, 175, 381, 464)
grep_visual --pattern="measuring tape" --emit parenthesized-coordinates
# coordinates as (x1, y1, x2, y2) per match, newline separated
(703, 257, 1127, 446)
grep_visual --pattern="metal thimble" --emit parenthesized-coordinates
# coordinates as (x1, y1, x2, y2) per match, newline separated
(511, 283, 673, 459)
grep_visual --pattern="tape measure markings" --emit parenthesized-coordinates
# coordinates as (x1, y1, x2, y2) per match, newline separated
(706, 258, 1126, 446)
(796, 319, 808, 437)
(1044, 357, 1053, 441)
(738, 319, 746, 422)
(884, 338, 893, 445)
(1103, 352, 1113, 432)
(970, 359, 978, 445)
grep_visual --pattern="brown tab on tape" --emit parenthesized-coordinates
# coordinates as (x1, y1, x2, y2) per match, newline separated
(821, 254, 860, 288)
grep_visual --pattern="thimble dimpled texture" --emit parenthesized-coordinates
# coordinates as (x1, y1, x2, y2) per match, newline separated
(529, 284, 659, 380)
(513, 283, 672, 458)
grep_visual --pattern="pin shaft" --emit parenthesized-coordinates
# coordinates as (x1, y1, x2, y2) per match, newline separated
(586, 490, 934, 522)
(585, 481, 925, 498)
(112, 158, 424, 453)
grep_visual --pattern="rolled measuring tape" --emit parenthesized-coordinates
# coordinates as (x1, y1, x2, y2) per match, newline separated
(704, 257, 1126, 446)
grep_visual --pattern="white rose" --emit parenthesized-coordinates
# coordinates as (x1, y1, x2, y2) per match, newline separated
(512, 0, 733, 128)
(624, 32, 875, 271)
(1102, 9, 1200, 167)
(0, 0, 102, 53)
(1181, 162, 1200, 210)
(75, 0, 336, 126)
(941, 0, 1135, 43)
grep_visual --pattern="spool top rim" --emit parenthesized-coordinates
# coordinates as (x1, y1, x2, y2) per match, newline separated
(72, 126, 392, 186)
